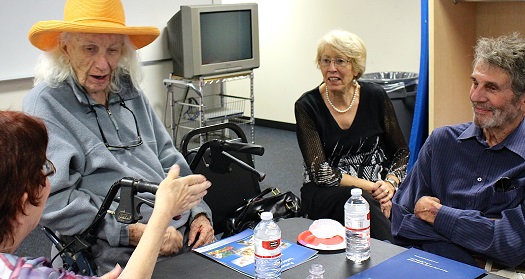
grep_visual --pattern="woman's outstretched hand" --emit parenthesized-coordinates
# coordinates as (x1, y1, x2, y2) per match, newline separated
(155, 164, 211, 218)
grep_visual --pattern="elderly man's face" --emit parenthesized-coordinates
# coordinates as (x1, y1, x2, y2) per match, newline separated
(470, 61, 525, 130)
(61, 33, 124, 95)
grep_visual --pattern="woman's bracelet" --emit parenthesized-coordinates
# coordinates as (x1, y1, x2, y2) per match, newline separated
(384, 177, 399, 191)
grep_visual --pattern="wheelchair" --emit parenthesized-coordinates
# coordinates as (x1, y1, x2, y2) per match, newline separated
(43, 123, 266, 276)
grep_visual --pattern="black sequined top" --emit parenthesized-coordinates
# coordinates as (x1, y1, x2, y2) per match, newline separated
(294, 81, 409, 187)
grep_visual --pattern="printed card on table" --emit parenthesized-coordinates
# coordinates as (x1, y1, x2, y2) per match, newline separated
(194, 229, 318, 278)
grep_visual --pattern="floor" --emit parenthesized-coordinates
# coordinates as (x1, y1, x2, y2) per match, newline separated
(250, 125, 303, 197)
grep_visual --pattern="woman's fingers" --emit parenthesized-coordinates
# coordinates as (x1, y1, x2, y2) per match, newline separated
(156, 165, 211, 216)
(166, 164, 181, 180)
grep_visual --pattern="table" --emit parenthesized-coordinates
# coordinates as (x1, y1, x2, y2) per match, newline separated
(152, 218, 503, 278)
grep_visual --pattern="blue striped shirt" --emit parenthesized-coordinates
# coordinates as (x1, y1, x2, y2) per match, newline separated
(392, 120, 525, 267)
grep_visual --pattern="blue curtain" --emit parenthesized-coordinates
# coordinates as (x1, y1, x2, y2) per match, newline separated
(408, 0, 429, 170)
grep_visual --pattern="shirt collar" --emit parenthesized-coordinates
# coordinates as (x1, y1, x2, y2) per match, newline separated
(458, 119, 525, 160)
(458, 122, 480, 141)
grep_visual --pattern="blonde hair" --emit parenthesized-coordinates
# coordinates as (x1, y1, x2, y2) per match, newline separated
(315, 29, 367, 79)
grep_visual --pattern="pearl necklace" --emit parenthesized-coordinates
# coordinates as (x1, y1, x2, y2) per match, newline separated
(325, 83, 359, 113)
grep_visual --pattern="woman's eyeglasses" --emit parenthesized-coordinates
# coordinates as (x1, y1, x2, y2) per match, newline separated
(42, 158, 56, 177)
(85, 93, 143, 151)
(319, 57, 351, 68)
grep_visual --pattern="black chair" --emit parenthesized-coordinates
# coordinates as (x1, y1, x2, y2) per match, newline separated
(180, 123, 265, 235)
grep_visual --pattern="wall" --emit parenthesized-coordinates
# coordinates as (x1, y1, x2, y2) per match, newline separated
(222, 0, 421, 123)
(0, 0, 211, 119)
(429, 0, 525, 130)
(0, 0, 421, 125)
(0, 0, 212, 80)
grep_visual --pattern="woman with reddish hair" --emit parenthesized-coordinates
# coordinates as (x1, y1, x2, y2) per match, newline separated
(0, 111, 211, 278)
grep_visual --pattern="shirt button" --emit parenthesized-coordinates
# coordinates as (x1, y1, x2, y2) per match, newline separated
(477, 177, 482, 182)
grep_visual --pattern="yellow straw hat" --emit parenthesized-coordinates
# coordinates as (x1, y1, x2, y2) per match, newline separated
(28, 0, 160, 51)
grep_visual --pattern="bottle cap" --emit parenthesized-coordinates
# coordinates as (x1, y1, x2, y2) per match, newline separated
(309, 263, 325, 275)
(261, 211, 273, 220)
(351, 188, 362, 196)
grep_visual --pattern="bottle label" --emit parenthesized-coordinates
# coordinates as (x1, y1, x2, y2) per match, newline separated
(346, 210, 370, 231)
(254, 238, 281, 258)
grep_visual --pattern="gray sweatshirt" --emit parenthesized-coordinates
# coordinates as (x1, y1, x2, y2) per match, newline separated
(23, 75, 211, 270)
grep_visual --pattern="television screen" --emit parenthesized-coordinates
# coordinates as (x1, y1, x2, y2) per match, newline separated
(167, 4, 260, 79)
(200, 10, 253, 65)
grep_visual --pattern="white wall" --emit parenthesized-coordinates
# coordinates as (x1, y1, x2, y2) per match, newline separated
(0, 1, 420, 125)
(221, 0, 421, 123)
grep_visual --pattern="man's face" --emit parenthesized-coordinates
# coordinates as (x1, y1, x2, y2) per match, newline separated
(61, 33, 124, 95)
(470, 61, 525, 130)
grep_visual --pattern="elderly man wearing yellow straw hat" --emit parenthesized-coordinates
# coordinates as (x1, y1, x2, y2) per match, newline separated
(22, 0, 214, 275)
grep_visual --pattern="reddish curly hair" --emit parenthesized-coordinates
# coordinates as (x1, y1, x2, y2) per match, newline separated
(0, 111, 48, 246)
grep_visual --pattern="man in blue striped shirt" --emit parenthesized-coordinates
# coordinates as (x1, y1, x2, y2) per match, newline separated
(392, 33, 525, 269)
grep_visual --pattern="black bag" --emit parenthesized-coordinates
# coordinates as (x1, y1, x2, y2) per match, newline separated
(224, 187, 302, 237)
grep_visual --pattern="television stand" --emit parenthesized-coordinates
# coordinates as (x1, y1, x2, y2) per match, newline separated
(164, 70, 255, 151)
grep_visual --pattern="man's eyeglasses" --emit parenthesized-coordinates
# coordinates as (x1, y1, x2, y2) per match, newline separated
(319, 57, 351, 68)
(42, 158, 56, 177)
(85, 93, 143, 151)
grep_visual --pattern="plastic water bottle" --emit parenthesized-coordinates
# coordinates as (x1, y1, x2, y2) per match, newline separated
(345, 188, 371, 263)
(254, 212, 281, 279)
(305, 263, 325, 278)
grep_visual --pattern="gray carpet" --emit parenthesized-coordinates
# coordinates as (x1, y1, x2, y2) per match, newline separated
(15, 125, 304, 260)
(251, 125, 303, 197)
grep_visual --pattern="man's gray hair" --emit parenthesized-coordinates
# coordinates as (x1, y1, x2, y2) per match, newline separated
(474, 33, 525, 96)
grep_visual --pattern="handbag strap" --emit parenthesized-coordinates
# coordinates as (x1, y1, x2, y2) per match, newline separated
(247, 187, 281, 204)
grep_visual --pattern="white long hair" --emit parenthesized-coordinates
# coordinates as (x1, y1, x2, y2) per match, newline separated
(33, 32, 143, 92)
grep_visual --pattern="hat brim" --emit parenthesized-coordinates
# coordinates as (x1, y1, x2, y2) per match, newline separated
(29, 20, 160, 51)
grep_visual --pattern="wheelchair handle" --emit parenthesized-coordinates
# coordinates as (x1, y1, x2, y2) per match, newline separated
(44, 176, 184, 276)
(221, 141, 265, 156)
(133, 179, 160, 194)
(189, 139, 266, 182)
(220, 151, 266, 182)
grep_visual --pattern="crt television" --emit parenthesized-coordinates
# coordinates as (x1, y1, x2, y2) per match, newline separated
(166, 3, 260, 79)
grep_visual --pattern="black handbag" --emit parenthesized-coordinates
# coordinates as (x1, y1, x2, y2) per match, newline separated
(224, 187, 302, 237)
